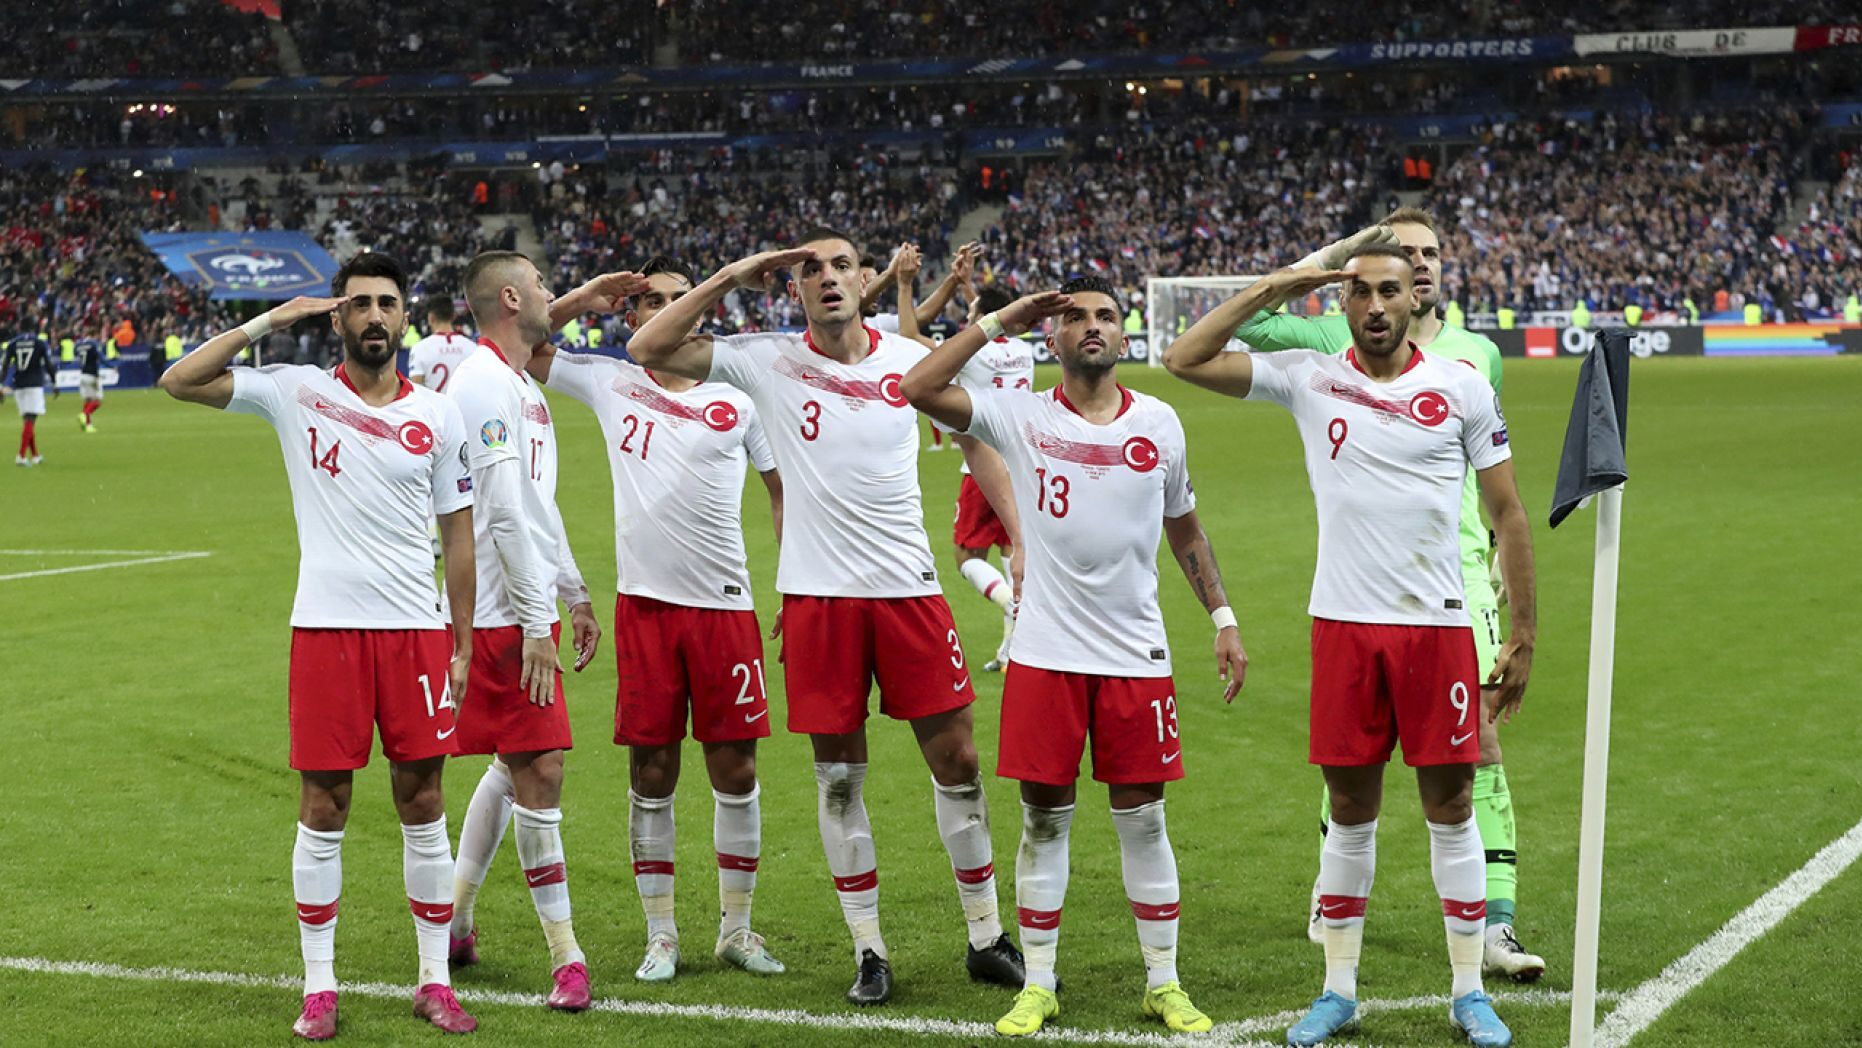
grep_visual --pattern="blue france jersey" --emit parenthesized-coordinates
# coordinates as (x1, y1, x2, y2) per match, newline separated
(76, 339, 104, 376)
(4, 333, 54, 387)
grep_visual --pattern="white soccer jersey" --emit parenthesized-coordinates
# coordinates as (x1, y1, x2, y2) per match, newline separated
(708, 326, 939, 598)
(869, 312, 901, 334)
(1245, 346, 1512, 627)
(446, 341, 573, 629)
(227, 364, 473, 629)
(965, 385, 1193, 677)
(407, 332, 477, 393)
(935, 338, 1038, 477)
(547, 353, 774, 610)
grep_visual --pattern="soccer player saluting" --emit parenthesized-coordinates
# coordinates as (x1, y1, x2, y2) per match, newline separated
(442, 251, 602, 1012)
(1164, 245, 1535, 1048)
(407, 295, 475, 394)
(3, 313, 56, 465)
(629, 231, 1022, 1005)
(76, 326, 106, 432)
(1238, 210, 1544, 980)
(156, 251, 480, 1038)
(524, 256, 788, 981)
(904, 276, 1245, 1037)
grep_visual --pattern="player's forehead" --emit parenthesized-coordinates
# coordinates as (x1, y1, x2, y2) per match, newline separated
(643, 271, 692, 298)
(1346, 255, 1411, 285)
(1066, 291, 1120, 317)
(1390, 222, 1440, 252)
(341, 275, 403, 303)
(802, 238, 859, 268)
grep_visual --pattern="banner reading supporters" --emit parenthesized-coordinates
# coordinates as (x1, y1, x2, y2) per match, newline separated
(1573, 27, 1796, 57)
(139, 232, 337, 300)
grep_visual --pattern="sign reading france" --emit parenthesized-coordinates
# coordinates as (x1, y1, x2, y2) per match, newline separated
(138, 232, 339, 301)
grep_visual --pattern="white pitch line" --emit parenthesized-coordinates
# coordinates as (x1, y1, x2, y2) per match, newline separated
(0, 551, 211, 582)
(0, 955, 1595, 1047)
(1592, 814, 1862, 1048)
(0, 549, 183, 556)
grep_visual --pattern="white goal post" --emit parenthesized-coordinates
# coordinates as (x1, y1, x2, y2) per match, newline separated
(1144, 275, 1265, 367)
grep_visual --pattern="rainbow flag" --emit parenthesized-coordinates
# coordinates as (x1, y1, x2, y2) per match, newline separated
(1702, 323, 1858, 357)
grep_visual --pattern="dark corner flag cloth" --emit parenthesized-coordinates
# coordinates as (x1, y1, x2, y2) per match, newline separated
(1549, 328, 1632, 530)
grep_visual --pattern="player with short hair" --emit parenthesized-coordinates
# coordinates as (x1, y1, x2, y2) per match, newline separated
(407, 296, 475, 394)
(525, 255, 789, 982)
(1237, 210, 1544, 980)
(905, 275, 1246, 1037)
(156, 251, 481, 1038)
(629, 229, 1023, 1005)
(1165, 245, 1536, 1048)
(443, 250, 603, 1012)
(75, 328, 105, 432)
(3, 316, 56, 465)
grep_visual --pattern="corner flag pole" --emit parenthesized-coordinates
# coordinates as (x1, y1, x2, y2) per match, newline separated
(1568, 482, 1622, 1048)
(1547, 328, 1632, 1048)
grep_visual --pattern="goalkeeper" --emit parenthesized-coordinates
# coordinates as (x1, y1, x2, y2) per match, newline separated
(1240, 209, 1544, 983)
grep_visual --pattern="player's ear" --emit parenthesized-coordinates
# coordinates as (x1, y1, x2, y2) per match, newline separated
(787, 277, 800, 304)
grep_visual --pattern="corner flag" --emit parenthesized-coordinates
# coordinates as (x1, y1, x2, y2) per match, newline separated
(1560, 329, 1633, 1048)
(1550, 329, 1630, 529)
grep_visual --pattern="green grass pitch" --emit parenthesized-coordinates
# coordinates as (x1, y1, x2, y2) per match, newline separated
(1, 355, 1858, 1046)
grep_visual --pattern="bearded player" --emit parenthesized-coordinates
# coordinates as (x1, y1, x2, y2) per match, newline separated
(157, 251, 480, 1038)
(1236, 211, 1542, 981)
(905, 276, 1246, 1036)
(526, 255, 790, 982)
(1166, 245, 1535, 1048)
(443, 252, 602, 1011)
(630, 231, 1023, 1005)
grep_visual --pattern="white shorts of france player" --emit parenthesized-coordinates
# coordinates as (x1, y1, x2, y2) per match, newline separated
(79, 376, 103, 400)
(12, 387, 45, 417)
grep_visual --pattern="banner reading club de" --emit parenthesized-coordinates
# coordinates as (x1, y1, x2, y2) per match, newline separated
(138, 232, 340, 301)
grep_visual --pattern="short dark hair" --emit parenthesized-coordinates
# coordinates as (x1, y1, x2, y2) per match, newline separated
(630, 255, 697, 310)
(860, 255, 881, 271)
(974, 285, 1014, 315)
(425, 296, 456, 322)
(1059, 275, 1123, 314)
(462, 250, 536, 317)
(792, 225, 860, 257)
(331, 251, 408, 300)
(1347, 242, 1413, 273)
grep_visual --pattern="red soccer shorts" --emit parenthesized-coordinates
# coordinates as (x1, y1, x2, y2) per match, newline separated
(453, 623, 572, 756)
(288, 628, 459, 771)
(1309, 618, 1481, 767)
(781, 594, 976, 735)
(952, 473, 1011, 551)
(997, 663, 1185, 785)
(613, 593, 772, 747)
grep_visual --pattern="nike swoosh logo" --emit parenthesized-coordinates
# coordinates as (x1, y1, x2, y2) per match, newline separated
(1450, 731, 1473, 747)
(1320, 903, 1350, 916)
(1454, 905, 1485, 919)
(953, 675, 970, 692)
(744, 709, 767, 724)
(435, 726, 456, 740)
(524, 871, 553, 887)
(1161, 751, 1180, 764)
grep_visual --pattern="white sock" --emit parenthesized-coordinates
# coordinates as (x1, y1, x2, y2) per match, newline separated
(815, 761, 884, 961)
(292, 823, 343, 996)
(1112, 800, 1182, 990)
(1319, 818, 1378, 1001)
(960, 558, 1013, 611)
(451, 758, 513, 938)
(401, 817, 454, 988)
(1016, 803, 1073, 991)
(630, 790, 678, 942)
(933, 776, 1003, 949)
(514, 803, 583, 969)
(1429, 816, 1487, 999)
(714, 786, 761, 938)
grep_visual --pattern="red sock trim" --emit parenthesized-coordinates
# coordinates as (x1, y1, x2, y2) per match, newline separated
(296, 900, 340, 925)
(953, 862, 995, 885)
(631, 860, 674, 877)
(1318, 894, 1368, 919)
(524, 862, 567, 888)
(1017, 906, 1062, 930)
(409, 899, 454, 924)
(717, 853, 759, 872)
(1442, 898, 1487, 922)
(833, 870, 878, 893)
(1129, 899, 1180, 922)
